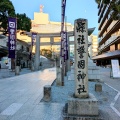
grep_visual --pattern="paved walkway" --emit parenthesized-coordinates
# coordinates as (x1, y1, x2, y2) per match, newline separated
(100, 67, 120, 91)
(99, 67, 120, 120)
(0, 68, 32, 79)
(0, 67, 120, 120)
(69, 67, 120, 120)
(0, 67, 63, 120)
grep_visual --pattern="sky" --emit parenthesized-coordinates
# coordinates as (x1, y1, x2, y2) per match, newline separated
(10, 0, 98, 35)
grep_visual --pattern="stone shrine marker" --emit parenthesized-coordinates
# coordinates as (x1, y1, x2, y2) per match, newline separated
(74, 18, 88, 98)
(66, 18, 98, 118)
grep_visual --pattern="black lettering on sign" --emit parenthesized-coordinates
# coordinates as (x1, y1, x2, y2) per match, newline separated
(77, 85, 86, 94)
(77, 46, 86, 58)
(77, 35, 85, 45)
(77, 71, 86, 83)
(76, 21, 86, 33)
(78, 60, 85, 69)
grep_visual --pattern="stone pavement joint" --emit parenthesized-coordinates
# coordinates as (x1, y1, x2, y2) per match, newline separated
(1, 103, 23, 116)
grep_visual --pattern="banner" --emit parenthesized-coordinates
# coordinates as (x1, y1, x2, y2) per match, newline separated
(29, 33, 37, 60)
(63, 32, 68, 61)
(32, 33, 37, 46)
(64, 32, 68, 60)
(61, 31, 68, 62)
(8, 17, 17, 59)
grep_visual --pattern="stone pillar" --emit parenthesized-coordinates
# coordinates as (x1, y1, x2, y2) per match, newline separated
(74, 19, 89, 98)
(56, 66, 62, 86)
(19, 65, 21, 71)
(31, 62, 34, 71)
(15, 66, 20, 75)
(65, 19, 98, 118)
(67, 35, 71, 71)
(30, 33, 35, 71)
(95, 83, 102, 92)
(50, 37, 54, 59)
(43, 85, 51, 102)
(34, 35, 40, 71)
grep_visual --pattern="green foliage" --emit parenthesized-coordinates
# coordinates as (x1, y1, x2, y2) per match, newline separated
(110, 1, 120, 20)
(16, 13, 31, 32)
(95, 0, 120, 20)
(0, 0, 15, 34)
(41, 49, 52, 58)
(95, 0, 110, 4)
(102, 0, 110, 4)
(95, 0, 100, 4)
(0, 0, 31, 34)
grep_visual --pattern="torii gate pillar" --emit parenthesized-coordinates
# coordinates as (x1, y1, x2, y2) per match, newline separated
(34, 35, 40, 71)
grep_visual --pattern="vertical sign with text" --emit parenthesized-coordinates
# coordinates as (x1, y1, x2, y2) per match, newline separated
(8, 17, 17, 59)
(64, 32, 68, 61)
(74, 19, 88, 98)
(61, 31, 68, 62)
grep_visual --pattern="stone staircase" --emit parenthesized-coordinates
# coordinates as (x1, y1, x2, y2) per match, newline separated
(67, 58, 101, 81)
(88, 57, 101, 81)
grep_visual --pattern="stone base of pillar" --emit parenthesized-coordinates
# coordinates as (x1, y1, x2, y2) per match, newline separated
(56, 73, 62, 86)
(56, 67, 62, 86)
(43, 85, 51, 102)
(63, 93, 99, 119)
(15, 66, 20, 75)
(63, 115, 103, 120)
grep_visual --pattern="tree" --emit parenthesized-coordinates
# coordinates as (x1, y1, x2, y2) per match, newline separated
(40, 49, 52, 58)
(95, 0, 120, 20)
(16, 13, 31, 32)
(0, 0, 31, 35)
(0, 0, 15, 34)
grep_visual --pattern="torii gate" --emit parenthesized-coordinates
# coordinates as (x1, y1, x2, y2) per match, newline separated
(26, 28, 95, 71)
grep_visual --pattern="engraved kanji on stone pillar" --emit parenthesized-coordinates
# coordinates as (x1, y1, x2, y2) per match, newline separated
(74, 18, 88, 98)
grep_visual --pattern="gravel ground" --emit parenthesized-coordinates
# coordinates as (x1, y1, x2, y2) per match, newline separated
(41, 76, 120, 120)
(51, 78, 117, 105)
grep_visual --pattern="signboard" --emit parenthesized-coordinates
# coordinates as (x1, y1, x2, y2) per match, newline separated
(8, 17, 17, 59)
(111, 59, 120, 78)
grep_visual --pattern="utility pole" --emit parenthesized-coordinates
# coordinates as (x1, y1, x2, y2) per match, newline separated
(60, 0, 66, 85)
